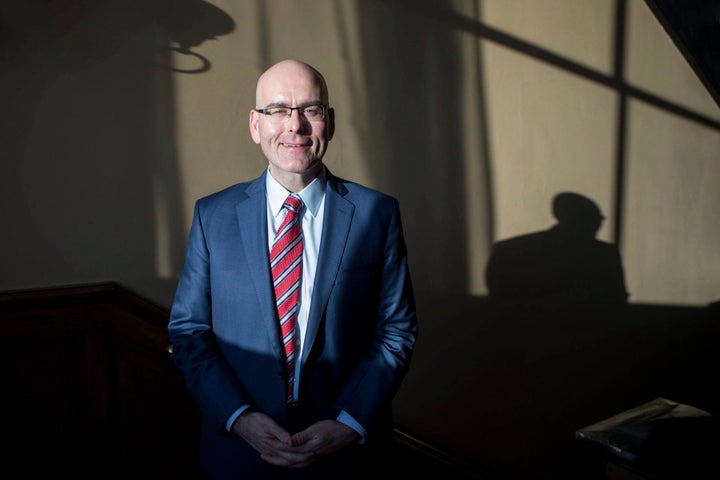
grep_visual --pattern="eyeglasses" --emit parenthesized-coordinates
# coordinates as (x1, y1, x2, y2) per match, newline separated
(254, 104, 327, 123)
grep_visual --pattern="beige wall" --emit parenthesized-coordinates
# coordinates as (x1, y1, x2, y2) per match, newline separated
(2, 0, 719, 475)
(2, 0, 718, 304)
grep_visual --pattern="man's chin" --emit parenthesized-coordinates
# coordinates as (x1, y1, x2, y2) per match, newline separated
(271, 158, 322, 176)
(288, 158, 322, 173)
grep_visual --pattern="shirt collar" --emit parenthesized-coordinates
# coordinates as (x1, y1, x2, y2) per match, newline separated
(266, 167, 326, 218)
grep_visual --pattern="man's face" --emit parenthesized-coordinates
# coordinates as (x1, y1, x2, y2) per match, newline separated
(249, 62, 334, 182)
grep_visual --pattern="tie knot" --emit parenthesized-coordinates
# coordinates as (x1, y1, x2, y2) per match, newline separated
(284, 194, 303, 213)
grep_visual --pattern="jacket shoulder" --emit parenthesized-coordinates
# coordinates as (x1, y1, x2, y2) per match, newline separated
(327, 171, 398, 207)
(196, 174, 264, 208)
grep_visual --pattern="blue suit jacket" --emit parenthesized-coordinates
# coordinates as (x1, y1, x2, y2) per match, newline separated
(168, 168, 418, 479)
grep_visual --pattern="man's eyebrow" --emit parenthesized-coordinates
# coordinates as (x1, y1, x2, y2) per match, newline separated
(262, 101, 324, 108)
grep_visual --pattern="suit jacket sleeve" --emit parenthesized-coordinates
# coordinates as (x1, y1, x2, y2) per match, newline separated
(167, 199, 255, 433)
(322, 190, 418, 432)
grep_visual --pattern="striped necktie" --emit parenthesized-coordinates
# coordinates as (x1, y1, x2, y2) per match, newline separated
(269, 193, 303, 402)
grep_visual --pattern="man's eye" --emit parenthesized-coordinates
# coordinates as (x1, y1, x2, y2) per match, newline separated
(268, 108, 289, 116)
(303, 107, 321, 117)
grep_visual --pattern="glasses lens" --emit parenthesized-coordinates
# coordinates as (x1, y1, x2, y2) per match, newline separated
(264, 107, 290, 123)
(302, 105, 325, 121)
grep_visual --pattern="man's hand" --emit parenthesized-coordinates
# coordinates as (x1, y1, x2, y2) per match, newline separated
(289, 420, 360, 459)
(231, 410, 316, 468)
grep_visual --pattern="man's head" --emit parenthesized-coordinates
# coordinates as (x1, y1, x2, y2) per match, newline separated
(552, 192, 605, 238)
(249, 59, 335, 190)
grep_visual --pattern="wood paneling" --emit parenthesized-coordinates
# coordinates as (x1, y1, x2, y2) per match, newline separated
(0, 283, 203, 479)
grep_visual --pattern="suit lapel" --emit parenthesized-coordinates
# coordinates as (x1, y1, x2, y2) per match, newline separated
(236, 173, 285, 361)
(302, 175, 353, 366)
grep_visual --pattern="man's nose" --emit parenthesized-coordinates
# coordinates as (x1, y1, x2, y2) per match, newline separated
(286, 109, 306, 131)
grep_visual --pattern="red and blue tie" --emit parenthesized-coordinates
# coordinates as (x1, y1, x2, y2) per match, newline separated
(269, 194, 303, 402)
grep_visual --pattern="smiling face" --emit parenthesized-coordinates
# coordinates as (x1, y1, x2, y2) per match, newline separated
(249, 60, 335, 191)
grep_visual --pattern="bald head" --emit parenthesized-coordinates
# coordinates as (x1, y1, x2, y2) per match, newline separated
(255, 59, 329, 107)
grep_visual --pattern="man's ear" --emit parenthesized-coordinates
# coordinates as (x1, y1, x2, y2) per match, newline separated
(249, 110, 261, 144)
(326, 107, 335, 141)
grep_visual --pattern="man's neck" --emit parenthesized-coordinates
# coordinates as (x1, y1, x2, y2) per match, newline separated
(270, 163, 324, 193)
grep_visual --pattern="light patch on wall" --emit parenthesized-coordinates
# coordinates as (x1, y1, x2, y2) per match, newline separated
(153, 173, 174, 279)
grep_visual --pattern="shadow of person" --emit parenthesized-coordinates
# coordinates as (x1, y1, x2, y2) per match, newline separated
(485, 192, 629, 310)
(482, 192, 632, 478)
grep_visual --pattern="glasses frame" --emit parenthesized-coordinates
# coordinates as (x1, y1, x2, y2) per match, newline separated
(254, 103, 328, 122)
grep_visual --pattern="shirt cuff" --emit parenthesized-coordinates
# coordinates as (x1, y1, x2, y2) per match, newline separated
(225, 405, 252, 432)
(337, 410, 367, 444)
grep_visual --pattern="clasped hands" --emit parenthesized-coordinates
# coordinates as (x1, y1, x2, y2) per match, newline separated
(231, 410, 359, 468)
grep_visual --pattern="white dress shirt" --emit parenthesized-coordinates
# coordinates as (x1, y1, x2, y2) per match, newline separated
(266, 168, 326, 400)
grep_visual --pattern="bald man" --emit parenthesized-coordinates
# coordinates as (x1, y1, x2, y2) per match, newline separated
(168, 59, 418, 479)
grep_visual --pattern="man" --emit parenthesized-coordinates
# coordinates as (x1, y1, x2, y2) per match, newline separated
(168, 59, 418, 479)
